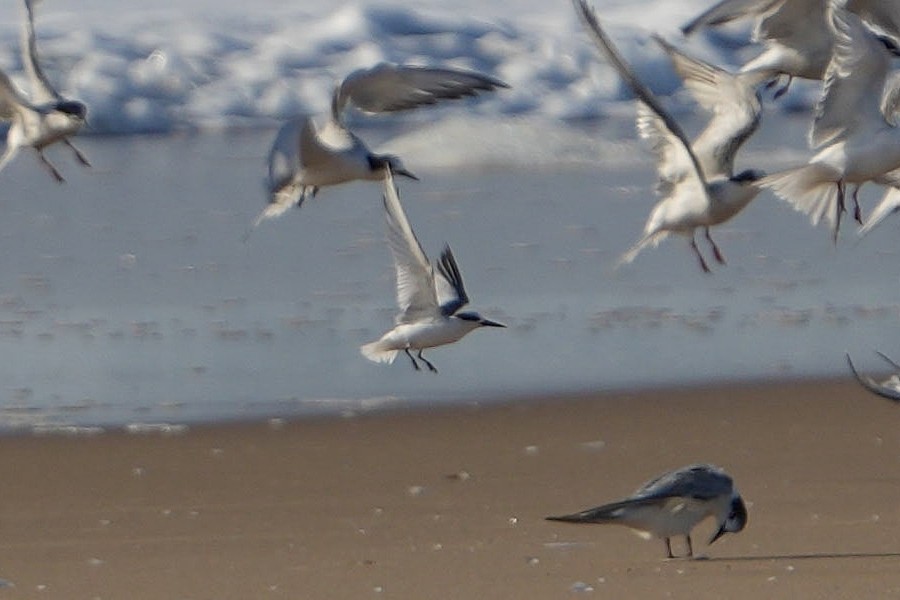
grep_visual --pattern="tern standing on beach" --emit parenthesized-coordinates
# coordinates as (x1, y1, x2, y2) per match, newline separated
(547, 463, 747, 559)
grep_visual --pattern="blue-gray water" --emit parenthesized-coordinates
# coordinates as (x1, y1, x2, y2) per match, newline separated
(0, 116, 897, 431)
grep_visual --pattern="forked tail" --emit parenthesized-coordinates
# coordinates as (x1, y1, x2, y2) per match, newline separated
(758, 164, 841, 238)
(360, 340, 400, 364)
(616, 231, 669, 269)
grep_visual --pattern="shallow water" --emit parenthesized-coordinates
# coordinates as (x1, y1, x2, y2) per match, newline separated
(0, 115, 897, 431)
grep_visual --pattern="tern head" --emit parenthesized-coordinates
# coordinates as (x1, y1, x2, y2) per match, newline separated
(455, 311, 506, 329)
(732, 169, 766, 185)
(55, 100, 88, 121)
(709, 493, 747, 545)
(371, 154, 419, 181)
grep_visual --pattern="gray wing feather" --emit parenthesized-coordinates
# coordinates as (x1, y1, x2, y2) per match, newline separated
(331, 63, 508, 124)
(632, 464, 733, 501)
(573, 0, 710, 190)
(546, 464, 733, 524)
(811, 6, 890, 148)
(655, 35, 760, 179)
(0, 69, 30, 120)
(436, 245, 469, 316)
(382, 168, 440, 324)
(681, 0, 783, 35)
(21, 0, 61, 105)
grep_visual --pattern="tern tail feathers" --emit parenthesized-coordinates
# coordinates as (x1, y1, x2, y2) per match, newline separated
(360, 340, 400, 364)
(617, 231, 669, 268)
(547, 497, 656, 524)
(758, 164, 841, 230)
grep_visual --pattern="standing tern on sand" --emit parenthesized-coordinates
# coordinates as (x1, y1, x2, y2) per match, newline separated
(360, 168, 505, 373)
(759, 3, 900, 242)
(254, 63, 507, 227)
(846, 352, 900, 402)
(0, 0, 90, 183)
(573, 0, 764, 273)
(547, 464, 747, 559)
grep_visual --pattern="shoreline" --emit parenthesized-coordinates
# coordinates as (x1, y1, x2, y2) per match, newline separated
(0, 373, 858, 438)
(1, 377, 900, 597)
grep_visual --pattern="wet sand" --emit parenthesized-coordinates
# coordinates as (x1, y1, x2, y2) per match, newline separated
(1, 378, 899, 598)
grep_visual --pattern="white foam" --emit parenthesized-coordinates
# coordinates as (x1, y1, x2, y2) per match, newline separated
(0, 0, 805, 153)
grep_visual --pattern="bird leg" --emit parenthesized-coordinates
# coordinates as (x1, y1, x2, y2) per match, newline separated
(664, 538, 674, 559)
(404, 348, 420, 371)
(37, 151, 65, 183)
(704, 227, 726, 265)
(689, 234, 711, 274)
(64, 139, 91, 167)
(852, 184, 863, 224)
(685, 535, 694, 558)
(417, 350, 438, 374)
(832, 181, 846, 244)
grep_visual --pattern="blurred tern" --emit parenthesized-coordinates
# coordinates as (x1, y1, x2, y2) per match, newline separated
(0, 0, 90, 182)
(255, 63, 507, 227)
(682, 0, 835, 96)
(546, 464, 747, 559)
(759, 4, 900, 241)
(574, 0, 764, 273)
(846, 352, 900, 402)
(360, 168, 505, 373)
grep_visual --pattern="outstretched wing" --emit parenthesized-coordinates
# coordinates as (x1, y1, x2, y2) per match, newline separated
(811, 6, 891, 148)
(0, 68, 31, 120)
(435, 245, 469, 316)
(573, 0, 710, 193)
(681, 0, 783, 36)
(21, 0, 61, 105)
(655, 36, 760, 179)
(382, 168, 440, 324)
(846, 353, 900, 402)
(331, 63, 508, 124)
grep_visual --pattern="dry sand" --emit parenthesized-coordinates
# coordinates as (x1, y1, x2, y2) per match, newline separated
(0, 379, 899, 599)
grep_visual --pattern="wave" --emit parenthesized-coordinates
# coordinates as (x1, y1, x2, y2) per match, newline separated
(0, 1, 816, 136)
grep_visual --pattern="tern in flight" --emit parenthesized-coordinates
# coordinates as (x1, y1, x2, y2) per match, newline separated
(759, 4, 900, 241)
(360, 168, 505, 373)
(574, 0, 764, 272)
(682, 0, 900, 98)
(547, 464, 747, 559)
(0, 0, 90, 182)
(255, 63, 507, 227)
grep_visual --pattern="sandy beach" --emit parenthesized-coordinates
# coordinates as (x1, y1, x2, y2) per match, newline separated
(0, 378, 896, 599)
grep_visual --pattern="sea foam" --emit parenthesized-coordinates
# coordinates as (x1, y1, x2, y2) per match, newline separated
(0, 0, 809, 139)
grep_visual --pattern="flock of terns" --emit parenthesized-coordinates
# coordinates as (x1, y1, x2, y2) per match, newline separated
(1, 0, 900, 558)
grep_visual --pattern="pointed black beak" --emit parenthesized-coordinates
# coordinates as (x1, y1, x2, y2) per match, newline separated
(480, 319, 506, 328)
(395, 167, 419, 181)
(709, 524, 728, 546)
